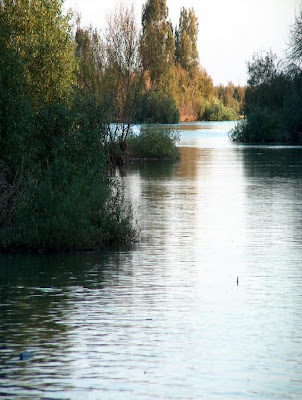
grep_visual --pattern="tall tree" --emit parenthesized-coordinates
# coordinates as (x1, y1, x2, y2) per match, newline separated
(175, 7, 199, 72)
(104, 3, 145, 163)
(0, 0, 76, 112)
(0, 0, 76, 174)
(140, 0, 175, 88)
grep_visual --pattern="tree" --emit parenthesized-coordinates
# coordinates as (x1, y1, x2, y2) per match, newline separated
(0, 6, 31, 172)
(0, 0, 76, 112)
(247, 50, 279, 87)
(0, 0, 77, 176)
(75, 26, 104, 94)
(74, 25, 107, 134)
(288, 7, 302, 66)
(0, 1, 136, 251)
(175, 7, 199, 72)
(104, 3, 145, 163)
(140, 0, 175, 89)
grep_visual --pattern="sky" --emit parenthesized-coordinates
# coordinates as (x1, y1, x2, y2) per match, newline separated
(64, 0, 300, 86)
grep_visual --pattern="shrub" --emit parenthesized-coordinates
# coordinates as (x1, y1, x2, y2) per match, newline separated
(0, 150, 136, 252)
(127, 128, 180, 159)
(0, 104, 136, 253)
(230, 106, 291, 143)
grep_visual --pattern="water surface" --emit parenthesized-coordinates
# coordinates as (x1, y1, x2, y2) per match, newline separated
(1, 121, 302, 399)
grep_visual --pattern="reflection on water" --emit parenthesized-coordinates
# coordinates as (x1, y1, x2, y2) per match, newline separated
(1, 122, 302, 399)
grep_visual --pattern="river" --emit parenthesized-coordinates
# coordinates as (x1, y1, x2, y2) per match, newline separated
(1, 121, 302, 399)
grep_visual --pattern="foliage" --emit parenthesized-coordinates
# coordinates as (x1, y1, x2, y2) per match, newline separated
(0, 0, 135, 252)
(127, 128, 180, 160)
(247, 50, 280, 87)
(103, 3, 145, 164)
(0, 125, 135, 251)
(233, 4, 302, 145)
(203, 99, 239, 121)
(140, 0, 175, 89)
(230, 31, 302, 143)
(0, 0, 76, 111)
(175, 7, 199, 71)
(135, 91, 179, 123)
(170, 65, 214, 121)
(75, 26, 104, 94)
(214, 82, 245, 115)
(104, 3, 144, 125)
(0, 24, 33, 174)
(288, 7, 302, 67)
(230, 107, 288, 143)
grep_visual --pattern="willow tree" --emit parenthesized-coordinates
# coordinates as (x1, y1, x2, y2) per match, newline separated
(175, 7, 199, 72)
(140, 0, 175, 90)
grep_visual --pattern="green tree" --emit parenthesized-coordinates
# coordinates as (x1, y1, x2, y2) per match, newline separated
(175, 7, 199, 72)
(140, 0, 175, 89)
(1, 0, 76, 112)
(0, 6, 32, 173)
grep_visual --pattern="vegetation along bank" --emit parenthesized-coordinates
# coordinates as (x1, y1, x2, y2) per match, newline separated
(230, 7, 302, 144)
(0, 0, 245, 252)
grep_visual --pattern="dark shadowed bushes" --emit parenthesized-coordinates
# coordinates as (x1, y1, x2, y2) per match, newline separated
(135, 91, 180, 124)
(0, 103, 136, 252)
(230, 107, 289, 143)
(230, 18, 302, 143)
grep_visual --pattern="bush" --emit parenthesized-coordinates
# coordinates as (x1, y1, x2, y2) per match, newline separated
(230, 106, 291, 143)
(0, 151, 136, 252)
(127, 128, 180, 159)
(202, 99, 239, 121)
(135, 91, 180, 124)
(0, 104, 136, 253)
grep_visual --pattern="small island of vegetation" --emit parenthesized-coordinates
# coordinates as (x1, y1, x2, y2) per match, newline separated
(230, 8, 302, 144)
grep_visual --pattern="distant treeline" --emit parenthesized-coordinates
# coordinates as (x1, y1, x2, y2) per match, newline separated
(231, 6, 302, 143)
(74, 0, 245, 124)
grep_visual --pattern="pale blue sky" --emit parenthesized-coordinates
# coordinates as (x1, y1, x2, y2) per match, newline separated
(64, 0, 299, 86)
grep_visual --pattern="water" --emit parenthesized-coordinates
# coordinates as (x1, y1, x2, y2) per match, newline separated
(1, 121, 302, 399)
